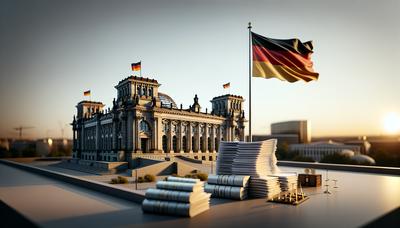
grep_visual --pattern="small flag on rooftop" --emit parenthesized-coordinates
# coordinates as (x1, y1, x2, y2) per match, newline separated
(251, 32, 319, 82)
(131, 62, 141, 71)
(223, 82, 230, 89)
(83, 90, 91, 96)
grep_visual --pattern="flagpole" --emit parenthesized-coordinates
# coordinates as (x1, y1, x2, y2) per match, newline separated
(248, 22, 252, 142)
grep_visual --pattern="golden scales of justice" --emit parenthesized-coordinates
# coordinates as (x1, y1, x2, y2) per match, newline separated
(268, 182, 309, 205)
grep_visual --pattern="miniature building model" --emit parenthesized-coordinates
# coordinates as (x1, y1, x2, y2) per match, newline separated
(71, 76, 246, 165)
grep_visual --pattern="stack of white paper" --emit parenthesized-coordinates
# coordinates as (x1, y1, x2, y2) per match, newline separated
(216, 140, 303, 198)
(231, 140, 280, 177)
(205, 174, 250, 200)
(270, 173, 298, 192)
(248, 176, 281, 199)
(142, 176, 211, 217)
(216, 142, 239, 174)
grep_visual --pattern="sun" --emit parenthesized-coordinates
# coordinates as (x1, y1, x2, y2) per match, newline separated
(383, 112, 400, 134)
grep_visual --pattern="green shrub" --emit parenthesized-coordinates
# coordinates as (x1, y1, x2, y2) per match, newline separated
(137, 176, 144, 183)
(144, 174, 156, 182)
(110, 178, 118, 184)
(184, 173, 208, 181)
(195, 173, 208, 181)
(117, 176, 129, 184)
(110, 176, 129, 184)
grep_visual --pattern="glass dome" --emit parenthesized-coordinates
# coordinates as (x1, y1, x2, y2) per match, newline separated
(158, 92, 177, 108)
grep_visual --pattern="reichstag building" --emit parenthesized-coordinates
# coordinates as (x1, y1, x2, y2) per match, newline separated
(71, 76, 246, 164)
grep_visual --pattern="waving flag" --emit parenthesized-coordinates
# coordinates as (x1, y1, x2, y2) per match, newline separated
(131, 62, 141, 71)
(252, 32, 319, 82)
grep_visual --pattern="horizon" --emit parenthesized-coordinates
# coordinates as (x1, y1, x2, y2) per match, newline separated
(1, 0, 399, 139)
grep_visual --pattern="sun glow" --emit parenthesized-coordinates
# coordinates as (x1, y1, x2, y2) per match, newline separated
(383, 112, 400, 134)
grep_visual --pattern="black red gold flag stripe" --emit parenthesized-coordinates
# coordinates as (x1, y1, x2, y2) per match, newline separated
(251, 32, 319, 82)
(83, 90, 91, 96)
(131, 62, 141, 71)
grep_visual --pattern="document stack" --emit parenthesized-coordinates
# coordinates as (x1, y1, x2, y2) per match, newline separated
(248, 176, 281, 199)
(142, 176, 211, 217)
(231, 139, 280, 177)
(270, 173, 298, 192)
(216, 142, 239, 174)
(205, 174, 250, 200)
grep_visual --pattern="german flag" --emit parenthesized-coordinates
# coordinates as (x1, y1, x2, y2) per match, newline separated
(223, 82, 230, 89)
(131, 62, 141, 71)
(252, 32, 319, 83)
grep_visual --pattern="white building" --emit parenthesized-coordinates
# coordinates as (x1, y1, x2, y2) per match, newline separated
(289, 140, 361, 162)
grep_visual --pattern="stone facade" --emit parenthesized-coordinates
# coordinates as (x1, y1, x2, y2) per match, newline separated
(71, 76, 245, 166)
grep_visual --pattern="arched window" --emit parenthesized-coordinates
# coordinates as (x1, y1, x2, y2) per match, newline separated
(200, 136, 204, 152)
(162, 135, 168, 153)
(172, 136, 177, 152)
(182, 136, 187, 152)
(140, 120, 150, 134)
(192, 136, 196, 151)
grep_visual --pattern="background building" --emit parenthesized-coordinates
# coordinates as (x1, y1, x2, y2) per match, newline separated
(72, 76, 246, 166)
(36, 138, 73, 157)
(289, 140, 361, 162)
(251, 120, 310, 149)
(271, 120, 311, 143)
(252, 134, 299, 147)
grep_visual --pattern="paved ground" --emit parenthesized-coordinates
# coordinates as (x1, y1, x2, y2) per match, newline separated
(28, 160, 159, 193)
(1, 161, 399, 228)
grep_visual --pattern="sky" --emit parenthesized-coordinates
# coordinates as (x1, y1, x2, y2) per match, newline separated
(0, 0, 399, 139)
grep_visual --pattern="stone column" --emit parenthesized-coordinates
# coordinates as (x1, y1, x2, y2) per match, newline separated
(225, 125, 230, 142)
(156, 117, 163, 152)
(112, 120, 117, 150)
(95, 118, 100, 160)
(216, 125, 221, 152)
(178, 121, 183, 153)
(240, 126, 245, 141)
(210, 125, 215, 153)
(151, 117, 157, 151)
(120, 115, 127, 150)
(168, 121, 173, 153)
(134, 116, 141, 152)
(127, 112, 133, 151)
(81, 125, 85, 153)
(204, 124, 209, 153)
(188, 123, 193, 153)
(195, 123, 200, 152)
